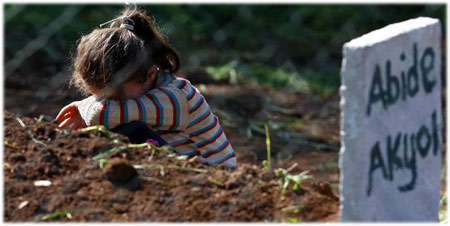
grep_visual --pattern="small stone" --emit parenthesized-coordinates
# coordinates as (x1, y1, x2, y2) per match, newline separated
(34, 180, 52, 187)
(18, 201, 29, 209)
(104, 158, 140, 190)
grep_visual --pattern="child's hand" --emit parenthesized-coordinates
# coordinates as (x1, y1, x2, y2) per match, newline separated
(55, 101, 87, 130)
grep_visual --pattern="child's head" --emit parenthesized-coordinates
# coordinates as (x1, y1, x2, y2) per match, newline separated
(71, 8, 180, 99)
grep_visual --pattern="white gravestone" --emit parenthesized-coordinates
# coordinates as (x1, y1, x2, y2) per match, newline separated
(339, 17, 442, 222)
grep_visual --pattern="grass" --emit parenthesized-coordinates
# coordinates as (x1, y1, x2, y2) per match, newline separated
(208, 178, 225, 187)
(262, 122, 272, 171)
(82, 126, 173, 161)
(15, 117, 47, 147)
(34, 208, 89, 222)
(80, 125, 113, 139)
(281, 204, 306, 214)
(168, 164, 208, 174)
(281, 217, 301, 223)
(98, 159, 108, 169)
(34, 114, 45, 122)
(4, 140, 20, 149)
(258, 121, 314, 196)
(134, 164, 165, 176)
(91, 145, 129, 161)
(248, 120, 340, 152)
(275, 168, 313, 196)
(440, 192, 447, 223)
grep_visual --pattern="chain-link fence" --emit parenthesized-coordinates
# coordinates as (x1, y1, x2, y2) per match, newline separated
(4, 4, 445, 118)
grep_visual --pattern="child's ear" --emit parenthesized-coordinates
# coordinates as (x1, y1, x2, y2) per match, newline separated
(147, 66, 159, 81)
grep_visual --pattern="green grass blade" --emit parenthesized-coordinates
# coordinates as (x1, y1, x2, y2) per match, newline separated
(209, 178, 224, 187)
(282, 204, 306, 213)
(264, 122, 271, 170)
(35, 208, 89, 222)
(91, 145, 128, 160)
(168, 164, 208, 173)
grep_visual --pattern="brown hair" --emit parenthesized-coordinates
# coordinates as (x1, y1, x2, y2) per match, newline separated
(71, 8, 180, 96)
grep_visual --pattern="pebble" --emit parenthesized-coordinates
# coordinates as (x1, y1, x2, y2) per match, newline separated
(18, 201, 28, 209)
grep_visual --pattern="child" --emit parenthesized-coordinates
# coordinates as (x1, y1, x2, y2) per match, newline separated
(56, 8, 237, 169)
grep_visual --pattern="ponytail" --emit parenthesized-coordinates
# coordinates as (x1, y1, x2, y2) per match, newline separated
(120, 9, 181, 73)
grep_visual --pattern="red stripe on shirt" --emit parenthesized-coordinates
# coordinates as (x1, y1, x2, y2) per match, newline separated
(99, 102, 107, 125)
(189, 98, 204, 114)
(217, 153, 236, 165)
(134, 99, 143, 121)
(188, 87, 197, 101)
(203, 141, 230, 159)
(145, 94, 160, 128)
(197, 129, 224, 148)
(190, 117, 218, 138)
(188, 152, 201, 159)
(187, 111, 211, 128)
(179, 80, 187, 90)
(119, 100, 125, 124)
(173, 140, 195, 148)
(158, 88, 177, 131)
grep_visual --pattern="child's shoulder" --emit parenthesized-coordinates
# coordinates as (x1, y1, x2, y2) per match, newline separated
(146, 73, 197, 101)
(159, 72, 193, 91)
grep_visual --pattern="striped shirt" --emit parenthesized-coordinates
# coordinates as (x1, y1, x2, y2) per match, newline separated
(78, 72, 237, 169)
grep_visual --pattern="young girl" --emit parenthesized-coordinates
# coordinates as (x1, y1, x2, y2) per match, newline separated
(56, 8, 237, 169)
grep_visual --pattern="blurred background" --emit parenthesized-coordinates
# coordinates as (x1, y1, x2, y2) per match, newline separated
(3, 3, 446, 207)
(4, 4, 445, 116)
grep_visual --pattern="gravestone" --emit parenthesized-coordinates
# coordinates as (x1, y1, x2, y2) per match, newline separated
(339, 17, 442, 222)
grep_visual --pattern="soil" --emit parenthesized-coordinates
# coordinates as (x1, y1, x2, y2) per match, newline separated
(5, 71, 446, 222)
(4, 110, 340, 222)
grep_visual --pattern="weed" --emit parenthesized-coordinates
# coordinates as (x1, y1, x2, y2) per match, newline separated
(35, 208, 89, 222)
(168, 164, 208, 173)
(16, 117, 47, 147)
(99, 159, 108, 169)
(34, 115, 45, 123)
(4, 141, 20, 149)
(91, 145, 128, 161)
(282, 204, 306, 214)
(262, 122, 271, 171)
(134, 164, 165, 176)
(249, 120, 339, 152)
(167, 153, 189, 160)
(189, 155, 199, 162)
(55, 128, 69, 135)
(279, 217, 301, 223)
(275, 168, 313, 196)
(440, 192, 447, 223)
(91, 141, 170, 161)
(208, 178, 224, 187)
(80, 125, 113, 139)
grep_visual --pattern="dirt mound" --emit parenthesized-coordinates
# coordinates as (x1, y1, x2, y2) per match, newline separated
(4, 110, 339, 222)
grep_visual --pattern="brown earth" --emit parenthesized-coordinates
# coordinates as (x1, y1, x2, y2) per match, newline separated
(3, 110, 340, 222)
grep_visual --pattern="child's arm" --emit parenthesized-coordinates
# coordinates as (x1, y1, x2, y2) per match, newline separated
(79, 87, 189, 131)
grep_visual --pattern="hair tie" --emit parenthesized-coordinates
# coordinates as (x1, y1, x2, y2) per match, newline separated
(99, 2, 137, 31)
(120, 23, 134, 31)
